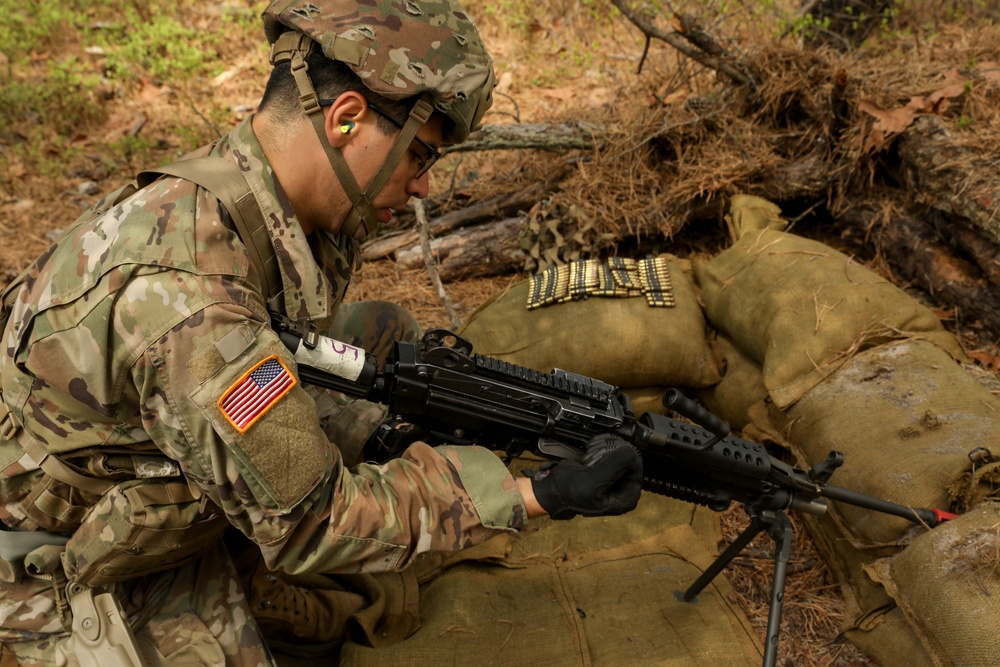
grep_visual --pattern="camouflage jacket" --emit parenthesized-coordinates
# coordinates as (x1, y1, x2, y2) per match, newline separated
(0, 117, 526, 577)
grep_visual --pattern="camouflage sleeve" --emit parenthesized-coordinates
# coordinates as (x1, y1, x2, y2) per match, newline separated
(133, 297, 527, 574)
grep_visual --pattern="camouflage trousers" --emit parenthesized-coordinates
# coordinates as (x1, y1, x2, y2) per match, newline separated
(0, 301, 421, 666)
(0, 539, 273, 667)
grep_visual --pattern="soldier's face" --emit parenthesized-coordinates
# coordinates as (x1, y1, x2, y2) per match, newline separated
(344, 113, 445, 239)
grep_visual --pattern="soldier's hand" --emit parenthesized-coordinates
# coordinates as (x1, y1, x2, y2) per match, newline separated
(524, 434, 642, 520)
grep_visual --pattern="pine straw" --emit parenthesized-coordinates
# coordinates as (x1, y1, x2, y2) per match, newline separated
(346, 259, 516, 331)
(411, 22, 1000, 261)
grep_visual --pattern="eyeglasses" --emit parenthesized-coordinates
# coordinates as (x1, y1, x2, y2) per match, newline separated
(316, 99, 441, 179)
(367, 103, 441, 179)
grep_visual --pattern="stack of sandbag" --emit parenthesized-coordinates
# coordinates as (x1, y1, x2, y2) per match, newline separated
(692, 195, 1000, 666)
(693, 194, 964, 409)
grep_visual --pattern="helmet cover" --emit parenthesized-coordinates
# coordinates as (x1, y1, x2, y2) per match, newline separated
(263, 0, 496, 143)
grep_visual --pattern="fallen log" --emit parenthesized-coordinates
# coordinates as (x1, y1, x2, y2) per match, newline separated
(837, 202, 1000, 337)
(362, 183, 548, 261)
(752, 153, 832, 203)
(394, 218, 525, 282)
(895, 116, 1000, 288)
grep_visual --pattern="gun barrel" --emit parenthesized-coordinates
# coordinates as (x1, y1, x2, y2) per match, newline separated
(787, 495, 828, 516)
(822, 484, 952, 526)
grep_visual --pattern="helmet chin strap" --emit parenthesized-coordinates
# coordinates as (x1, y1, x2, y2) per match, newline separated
(281, 38, 434, 239)
(334, 96, 433, 240)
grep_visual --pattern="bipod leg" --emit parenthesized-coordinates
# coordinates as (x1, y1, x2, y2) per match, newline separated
(675, 511, 767, 604)
(761, 510, 793, 667)
(676, 510, 794, 667)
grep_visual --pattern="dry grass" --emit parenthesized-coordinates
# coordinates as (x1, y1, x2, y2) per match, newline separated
(411, 20, 1000, 267)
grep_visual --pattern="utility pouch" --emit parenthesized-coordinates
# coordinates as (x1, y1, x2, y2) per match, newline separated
(62, 478, 228, 587)
(54, 582, 150, 667)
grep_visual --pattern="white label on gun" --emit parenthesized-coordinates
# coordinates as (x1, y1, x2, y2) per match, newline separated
(293, 335, 366, 381)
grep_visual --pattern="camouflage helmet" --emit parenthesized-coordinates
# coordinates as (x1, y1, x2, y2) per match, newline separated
(262, 0, 496, 143)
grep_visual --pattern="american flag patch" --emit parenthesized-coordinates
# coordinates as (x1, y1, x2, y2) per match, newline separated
(218, 355, 296, 433)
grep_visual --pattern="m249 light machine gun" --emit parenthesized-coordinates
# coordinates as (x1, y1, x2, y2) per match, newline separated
(277, 325, 955, 667)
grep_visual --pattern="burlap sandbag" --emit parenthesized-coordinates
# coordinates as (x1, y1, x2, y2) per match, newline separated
(693, 196, 963, 408)
(620, 385, 670, 416)
(766, 339, 1000, 546)
(798, 511, 937, 667)
(693, 332, 768, 431)
(673, 328, 984, 667)
(339, 478, 763, 667)
(865, 502, 1000, 667)
(459, 256, 722, 389)
(660, 332, 936, 667)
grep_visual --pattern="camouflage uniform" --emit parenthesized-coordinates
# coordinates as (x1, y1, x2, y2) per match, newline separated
(0, 116, 526, 664)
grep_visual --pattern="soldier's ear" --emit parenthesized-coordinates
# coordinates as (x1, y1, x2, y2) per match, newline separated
(325, 92, 368, 148)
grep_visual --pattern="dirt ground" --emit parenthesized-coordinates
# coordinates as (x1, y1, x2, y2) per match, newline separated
(3, 1, 998, 665)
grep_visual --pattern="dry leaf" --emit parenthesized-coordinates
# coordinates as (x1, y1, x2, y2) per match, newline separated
(941, 67, 967, 86)
(859, 97, 920, 151)
(913, 70, 966, 114)
(137, 77, 165, 103)
(527, 20, 549, 36)
(661, 85, 691, 106)
(3, 160, 26, 180)
(586, 87, 613, 109)
(969, 349, 1000, 371)
(858, 78, 967, 153)
(212, 67, 242, 87)
(859, 97, 919, 134)
(3, 199, 35, 216)
(495, 71, 514, 95)
(976, 61, 1000, 87)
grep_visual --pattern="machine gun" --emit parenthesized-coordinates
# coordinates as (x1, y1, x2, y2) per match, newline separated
(277, 325, 955, 667)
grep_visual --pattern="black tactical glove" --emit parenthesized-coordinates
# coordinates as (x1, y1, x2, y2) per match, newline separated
(524, 434, 643, 520)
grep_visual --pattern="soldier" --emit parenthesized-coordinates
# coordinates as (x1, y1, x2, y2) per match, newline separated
(0, 1, 642, 665)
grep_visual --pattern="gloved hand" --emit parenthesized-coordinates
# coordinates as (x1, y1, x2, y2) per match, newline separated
(524, 434, 643, 520)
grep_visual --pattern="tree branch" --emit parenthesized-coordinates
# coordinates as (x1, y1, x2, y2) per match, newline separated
(415, 199, 462, 329)
(610, 0, 755, 90)
(442, 122, 601, 155)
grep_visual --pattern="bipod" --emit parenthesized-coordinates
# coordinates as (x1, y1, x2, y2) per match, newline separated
(675, 508, 794, 667)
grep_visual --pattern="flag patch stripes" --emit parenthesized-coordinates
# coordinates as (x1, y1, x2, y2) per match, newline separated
(218, 355, 296, 433)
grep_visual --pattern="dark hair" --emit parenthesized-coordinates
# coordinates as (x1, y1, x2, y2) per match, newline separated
(258, 45, 415, 134)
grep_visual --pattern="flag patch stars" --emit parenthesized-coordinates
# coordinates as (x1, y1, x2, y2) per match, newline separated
(218, 355, 296, 433)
